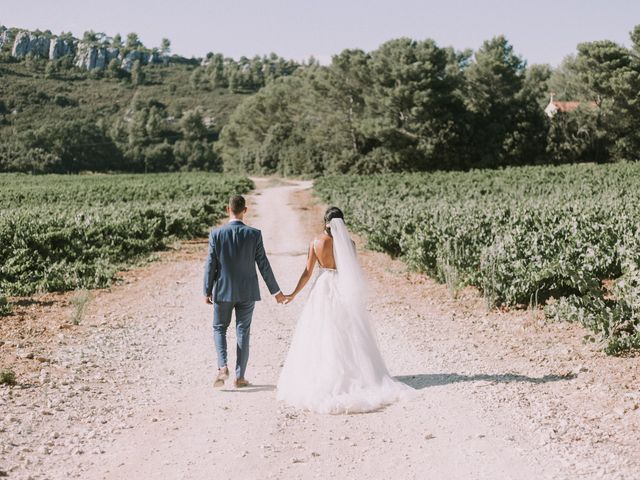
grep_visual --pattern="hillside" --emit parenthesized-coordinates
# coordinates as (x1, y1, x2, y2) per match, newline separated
(0, 59, 250, 173)
(0, 60, 249, 137)
(0, 25, 301, 174)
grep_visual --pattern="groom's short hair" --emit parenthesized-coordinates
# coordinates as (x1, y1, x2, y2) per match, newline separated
(229, 195, 246, 215)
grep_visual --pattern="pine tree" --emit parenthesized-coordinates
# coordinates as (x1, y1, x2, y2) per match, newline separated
(131, 60, 145, 86)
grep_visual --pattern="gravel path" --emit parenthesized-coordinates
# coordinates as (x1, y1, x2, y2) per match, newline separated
(1, 179, 638, 480)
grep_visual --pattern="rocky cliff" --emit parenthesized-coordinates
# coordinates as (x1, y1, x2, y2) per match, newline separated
(11, 31, 52, 58)
(74, 43, 119, 70)
(49, 36, 76, 60)
(0, 26, 13, 49)
(1, 26, 168, 71)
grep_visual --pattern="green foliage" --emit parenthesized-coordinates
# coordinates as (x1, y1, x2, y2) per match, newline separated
(9, 119, 122, 173)
(0, 173, 253, 298)
(464, 36, 550, 168)
(0, 60, 246, 173)
(548, 34, 640, 163)
(0, 369, 17, 386)
(0, 294, 10, 316)
(173, 139, 220, 171)
(219, 75, 311, 175)
(220, 27, 640, 175)
(112, 33, 123, 49)
(219, 36, 551, 175)
(160, 38, 171, 55)
(126, 32, 141, 49)
(180, 108, 208, 140)
(70, 289, 91, 325)
(315, 162, 640, 354)
(197, 52, 301, 92)
(6, 24, 640, 176)
(131, 60, 145, 86)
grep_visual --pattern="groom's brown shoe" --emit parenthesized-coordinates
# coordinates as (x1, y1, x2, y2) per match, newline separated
(214, 366, 229, 388)
(234, 378, 250, 388)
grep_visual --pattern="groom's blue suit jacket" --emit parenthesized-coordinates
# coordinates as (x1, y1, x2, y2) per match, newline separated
(203, 220, 280, 302)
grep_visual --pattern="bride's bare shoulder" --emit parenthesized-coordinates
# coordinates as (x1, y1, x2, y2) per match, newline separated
(311, 233, 332, 250)
(313, 233, 331, 243)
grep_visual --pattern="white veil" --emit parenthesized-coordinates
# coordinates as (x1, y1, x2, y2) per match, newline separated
(330, 218, 368, 311)
(274, 217, 416, 414)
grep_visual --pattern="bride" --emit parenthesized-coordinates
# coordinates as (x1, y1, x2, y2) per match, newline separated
(277, 207, 414, 414)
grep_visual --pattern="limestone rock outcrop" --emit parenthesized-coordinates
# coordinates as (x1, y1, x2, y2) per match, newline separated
(0, 26, 13, 49)
(120, 50, 150, 71)
(74, 43, 120, 69)
(6, 26, 168, 71)
(48, 37, 76, 60)
(12, 31, 51, 58)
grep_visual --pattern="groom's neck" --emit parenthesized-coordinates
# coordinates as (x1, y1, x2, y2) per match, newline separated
(229, 215, 244, 222)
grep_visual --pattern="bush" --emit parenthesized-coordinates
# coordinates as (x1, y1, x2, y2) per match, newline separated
(0, 369, 16, 386)
(0, 173, 253, 295)
(0, 294, 10, 316)
(315, 162, 640, 354)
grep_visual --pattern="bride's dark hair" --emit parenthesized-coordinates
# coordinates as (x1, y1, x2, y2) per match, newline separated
(324, 207, 344, 236)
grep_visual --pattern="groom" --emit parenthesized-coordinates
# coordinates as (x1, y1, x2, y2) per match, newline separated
(203, 195, 285, 388)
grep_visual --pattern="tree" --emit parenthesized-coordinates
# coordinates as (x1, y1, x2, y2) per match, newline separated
(83, 30, 98, 44)
(506, 63, 553, 165)
(146, 105, 166, 140)
(17, 119, 121, 173)
(144, 141, 174, 172)
(107, 58, 121, 78)
(44, 61, 57, 79)
(464, 36, 534, 167)
(112, 33, 123, 49)
(218, 76, 306, 174)
(190, 68, 205, 89)
(180, 108, 208, 140)
(366, 38, 468, 170)
(126, 32, 141, 49)
(304, 50, 370, 172)
(206, 53, 227, 88)
(173, 139, 221, 171)
(549, 35, 640, 162)
(131, 60, 145, 85)
(546, 106, 600, 164)
(160, 38, 171, 54)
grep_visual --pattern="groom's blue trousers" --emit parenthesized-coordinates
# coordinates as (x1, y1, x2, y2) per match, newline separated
(213, 300, 255, 380)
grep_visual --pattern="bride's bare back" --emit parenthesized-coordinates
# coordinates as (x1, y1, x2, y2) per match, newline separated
(284, 231, 336, 301)
(312, 233, 336, 269)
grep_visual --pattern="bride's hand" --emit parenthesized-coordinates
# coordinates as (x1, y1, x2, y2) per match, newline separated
(283, 294, 295, 304)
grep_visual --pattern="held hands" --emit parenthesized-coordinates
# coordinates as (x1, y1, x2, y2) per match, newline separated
(206, 293, 292, 305)
(275, 292, 294, 305)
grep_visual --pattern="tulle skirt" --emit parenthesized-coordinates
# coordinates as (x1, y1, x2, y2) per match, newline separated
(277, 268, 414, 414)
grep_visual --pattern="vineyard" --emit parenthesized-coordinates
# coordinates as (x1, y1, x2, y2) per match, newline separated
(315, 162, 640, 355)
(0, 173, 252, 310)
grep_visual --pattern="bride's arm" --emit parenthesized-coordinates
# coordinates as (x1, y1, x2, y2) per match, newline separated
(285, 241, 317, 300)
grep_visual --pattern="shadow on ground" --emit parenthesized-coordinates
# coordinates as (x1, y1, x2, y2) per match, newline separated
(396, 372, 577, 389)
(12, 298, 58, 307)
(221, 384, 276, 393)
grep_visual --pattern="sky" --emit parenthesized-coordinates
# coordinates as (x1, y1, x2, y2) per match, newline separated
(3, 0, 639, 66)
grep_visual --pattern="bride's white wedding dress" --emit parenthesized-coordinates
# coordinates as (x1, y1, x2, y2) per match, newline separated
(276, 218, 414, 414)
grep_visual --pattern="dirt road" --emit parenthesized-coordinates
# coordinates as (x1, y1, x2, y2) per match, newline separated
(2, 179, 638, 480)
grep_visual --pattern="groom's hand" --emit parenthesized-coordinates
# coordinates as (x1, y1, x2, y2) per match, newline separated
(275, 292, 286, 304)
(204, 295, 213, 305)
